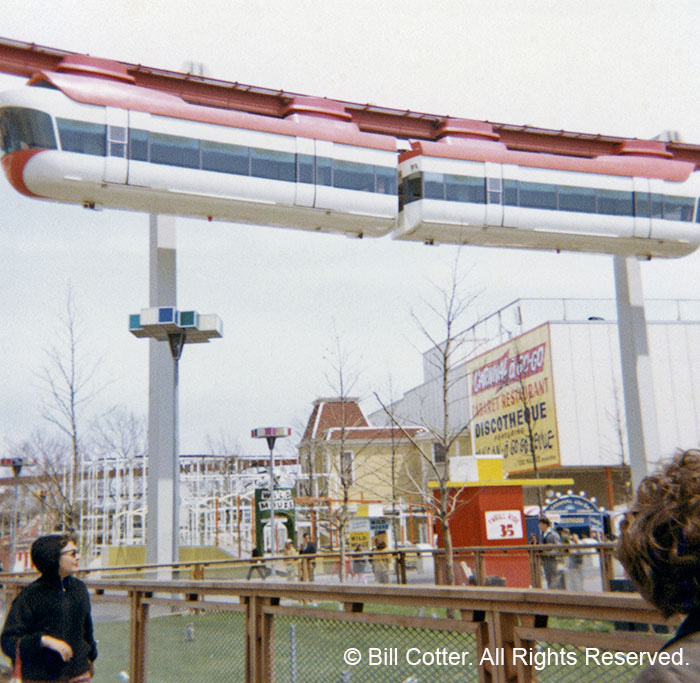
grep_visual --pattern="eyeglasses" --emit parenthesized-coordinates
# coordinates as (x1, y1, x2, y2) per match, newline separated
(60, 549, 80, 558)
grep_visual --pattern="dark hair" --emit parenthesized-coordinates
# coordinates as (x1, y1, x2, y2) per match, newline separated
(538, 517, 551, 527)
(30, 533, 76, 576)
(617, 449, 700, 617)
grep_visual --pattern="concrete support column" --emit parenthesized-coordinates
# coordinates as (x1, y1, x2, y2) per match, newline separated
(146, 214, 179, 566)
(614, 255, 660, 493)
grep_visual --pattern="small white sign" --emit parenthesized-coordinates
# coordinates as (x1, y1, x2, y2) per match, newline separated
(485, 510, 524, 540)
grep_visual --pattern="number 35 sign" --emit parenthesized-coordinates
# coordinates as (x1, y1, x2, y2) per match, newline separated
(484, 510, 524, 541)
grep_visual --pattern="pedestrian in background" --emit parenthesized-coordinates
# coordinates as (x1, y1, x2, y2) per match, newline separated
(372, 539, 391, 584)
(538, 517, 564, 589)
(1, 534, 97, 682)
(246, 546, 267, 580)
(566, 533, 584, 591)
(299, 532, 317, 582)
(282, 539, 298, 581)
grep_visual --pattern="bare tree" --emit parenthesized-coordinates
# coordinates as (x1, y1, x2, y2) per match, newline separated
(320, 329, 369, 582)
(510, 347, 545, 510)
(92, 406, 146, 461)
(205, 430, 242, 458)
(376, 256, 482, 586)
(37, 290, 104, 538)
(605, 375, 632, 505)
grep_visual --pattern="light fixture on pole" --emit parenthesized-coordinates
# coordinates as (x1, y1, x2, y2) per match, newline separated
(251, 427, 291, 557)
(129, 306, 222, 567)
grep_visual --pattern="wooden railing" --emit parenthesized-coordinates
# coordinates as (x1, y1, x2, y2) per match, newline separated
(0, 542, 619, 589)
(0, 573, 675, 683)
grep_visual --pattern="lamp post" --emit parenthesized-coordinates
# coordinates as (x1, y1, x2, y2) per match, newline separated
(130, 306, 222, 568)
(251, 427, 291, 557)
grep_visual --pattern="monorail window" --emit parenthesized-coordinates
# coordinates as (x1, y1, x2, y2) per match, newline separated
(57, 118, 105, 156)
(375, 166, 397, 195)
(150, 133, 199, 169)
(108, 126, 127, 158)
(424, 173, 445, 200)
(129, 129, 149, 161)
(251, 148, 295, 181)
(651, 194, 664, 220)
(333, 159, 374, 192)
(297, 154, 314, 184)
(445, 175, 485, 203)
(403, 170, 696, 222)
(399, 173, 422, 209)
(0, 107, 57, 153)
(597, 189, 633, 216)
(504, 179, 518, 205)
(316, 157, 332, 186)
(202, 141, 249, 175)
(650, 193, 694, 222)
(635, 192, 651, 218)
(557, 186, 596, 213)
(487, 177, 502, 204)
(662, 196, 694, 222)
(519, 182, 557, 210)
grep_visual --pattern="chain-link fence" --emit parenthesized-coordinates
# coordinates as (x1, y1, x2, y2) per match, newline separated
(513, 620, 670, 683)
(1, 576, 677, 683)
(271, 612, 479, 683)
(90, 596, 131, 682)
(144, 604, 245, 682)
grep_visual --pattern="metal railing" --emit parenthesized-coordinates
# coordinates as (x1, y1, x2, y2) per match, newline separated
(0, 571, 676, 683)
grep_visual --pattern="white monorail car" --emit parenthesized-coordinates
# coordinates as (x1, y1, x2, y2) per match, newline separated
(0, 68, 398, 237)
(396, 123, 700, 258)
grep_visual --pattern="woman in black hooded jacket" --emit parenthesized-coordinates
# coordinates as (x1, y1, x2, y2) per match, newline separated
(1, 534, 97, 682)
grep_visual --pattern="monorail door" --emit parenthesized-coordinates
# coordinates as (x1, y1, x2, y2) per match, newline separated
(632, 177, 652, 240)
(103, 106, 128, 185)
(485, 162, 504, 228)
(295, 136, 315, 208)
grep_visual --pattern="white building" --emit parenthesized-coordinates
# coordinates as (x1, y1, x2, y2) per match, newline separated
(370, 298, 700, 508)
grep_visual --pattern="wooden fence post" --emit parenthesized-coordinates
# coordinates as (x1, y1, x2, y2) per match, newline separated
(245, 595, 274, 683)
(129, 590, 149, 683)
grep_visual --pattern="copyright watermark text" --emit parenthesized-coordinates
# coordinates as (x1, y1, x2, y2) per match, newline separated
(341, 646, 687, 670)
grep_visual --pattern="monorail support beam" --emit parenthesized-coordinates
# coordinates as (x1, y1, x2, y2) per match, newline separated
(146, 214, 179, 569)
(614, 255, 660, 493)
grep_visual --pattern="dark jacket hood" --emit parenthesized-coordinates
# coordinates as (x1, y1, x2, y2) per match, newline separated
(30, 535, 65, 577)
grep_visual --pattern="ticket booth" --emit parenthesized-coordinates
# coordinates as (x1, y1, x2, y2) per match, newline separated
(431, 455, 572, 587)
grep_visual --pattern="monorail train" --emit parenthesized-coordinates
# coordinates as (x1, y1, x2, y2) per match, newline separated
(0, 66, 398, 238)
(395, 121, 700, 258)
(1, 61, 699, 258)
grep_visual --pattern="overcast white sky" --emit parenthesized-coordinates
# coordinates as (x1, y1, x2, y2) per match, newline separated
(1, 1, 700, 455)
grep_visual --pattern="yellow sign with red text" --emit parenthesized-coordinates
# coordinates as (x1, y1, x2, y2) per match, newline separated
(466, 324, 560, 474)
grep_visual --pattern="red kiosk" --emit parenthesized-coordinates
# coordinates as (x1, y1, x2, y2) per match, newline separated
(431, 455, 573, 587)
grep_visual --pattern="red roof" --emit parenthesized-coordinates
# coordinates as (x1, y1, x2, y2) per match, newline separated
(302, 398, 369, 441)
(301, 398, 424, 443)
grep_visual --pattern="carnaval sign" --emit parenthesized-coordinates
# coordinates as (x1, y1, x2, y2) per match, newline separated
(467, 324, 560, 474)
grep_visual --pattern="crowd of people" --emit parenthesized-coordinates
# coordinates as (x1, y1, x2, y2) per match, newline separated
(243, 531, 392, 584)
(536, 517, 602, 590)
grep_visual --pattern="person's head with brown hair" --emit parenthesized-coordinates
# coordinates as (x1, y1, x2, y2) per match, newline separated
(617, 449, 700, 617)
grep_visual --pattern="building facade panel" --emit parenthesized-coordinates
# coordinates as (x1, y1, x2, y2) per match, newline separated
(373, 300, 700, 503)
